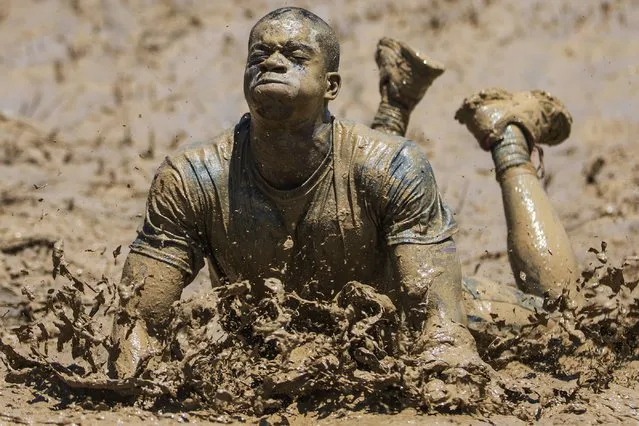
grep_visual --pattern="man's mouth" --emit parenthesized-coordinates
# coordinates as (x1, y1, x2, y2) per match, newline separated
(255, 78, 288, 86)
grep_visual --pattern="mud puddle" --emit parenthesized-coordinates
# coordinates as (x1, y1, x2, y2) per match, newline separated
(1, 243, 638, 423)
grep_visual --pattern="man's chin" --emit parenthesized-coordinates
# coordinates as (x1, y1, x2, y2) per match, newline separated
(247, 89, 300, 121)
(252, 82, 295, 99)
(253, 104, 294, 122)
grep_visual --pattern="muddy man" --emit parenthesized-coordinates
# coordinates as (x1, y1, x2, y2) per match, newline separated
(111, 7, 578, 376)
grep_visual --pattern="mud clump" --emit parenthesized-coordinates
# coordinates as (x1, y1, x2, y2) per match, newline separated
(482, 242, 639, 376)
(166, 279, 498, 416)
(1, 243, 638, 421)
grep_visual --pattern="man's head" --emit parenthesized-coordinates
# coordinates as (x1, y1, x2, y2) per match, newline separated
(244, 7, 341, 122)
(249, 8, 340, 73)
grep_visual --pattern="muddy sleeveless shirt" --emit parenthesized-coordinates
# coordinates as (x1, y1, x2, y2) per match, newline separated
(130, 114, 457, 300)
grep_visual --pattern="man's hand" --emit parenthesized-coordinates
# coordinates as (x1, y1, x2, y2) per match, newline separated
(413, 317, 484, 370)
(110, 318, 157, 378)
(414, 318, 494, 410)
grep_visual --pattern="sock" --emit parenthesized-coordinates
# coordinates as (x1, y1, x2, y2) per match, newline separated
(371, 101, 410, 136)
(491, 124, 535, 177)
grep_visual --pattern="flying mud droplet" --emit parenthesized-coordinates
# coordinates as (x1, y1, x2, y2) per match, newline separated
(596, 251, 608, 264)
(519, 271, 527, 282)
(21, 286, 35, 301)
(283, 235, 294, 250)
(112, 245, 122, 260)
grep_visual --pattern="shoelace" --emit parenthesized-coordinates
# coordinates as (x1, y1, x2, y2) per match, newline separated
(534, 145, 545, 179)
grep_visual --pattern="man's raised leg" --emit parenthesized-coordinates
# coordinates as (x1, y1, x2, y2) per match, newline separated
(455, 89, 578, 298)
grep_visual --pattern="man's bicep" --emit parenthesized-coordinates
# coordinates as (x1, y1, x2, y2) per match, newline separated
(382, 142, 457, 246)
(130, 159, 206, 281)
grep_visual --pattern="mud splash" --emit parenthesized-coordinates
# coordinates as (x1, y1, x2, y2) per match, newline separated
(1, 242, 638, 422)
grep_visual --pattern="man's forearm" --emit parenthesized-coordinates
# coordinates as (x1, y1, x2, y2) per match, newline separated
(110, 252, 186, 377)
(119, 253, 186, 332)
(392, 238, 466, 332)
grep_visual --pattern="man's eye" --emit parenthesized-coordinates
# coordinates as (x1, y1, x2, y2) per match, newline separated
(249, 52, 268, 64)
(289, 52, 309, 62)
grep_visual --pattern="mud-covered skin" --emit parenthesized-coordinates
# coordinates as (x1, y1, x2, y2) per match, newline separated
(113, 9, 466, 378)
(393, 239, 465, 328)
(110, 252, 180, 377)
(244, 11, 339, 190)
(370, 60, 578, 303)
(497, 127, 579, 298)
(391, 240, 493, 407)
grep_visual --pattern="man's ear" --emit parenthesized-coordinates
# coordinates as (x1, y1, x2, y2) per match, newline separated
(325, 72, 341, 101)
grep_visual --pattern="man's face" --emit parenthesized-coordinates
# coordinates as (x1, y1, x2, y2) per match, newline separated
(244, 15, 331, 122)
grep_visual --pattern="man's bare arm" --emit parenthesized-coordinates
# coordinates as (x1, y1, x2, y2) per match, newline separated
(391, 238, 492, 405)
(110, 252, 187, 377)
(390, 238, 466, 347)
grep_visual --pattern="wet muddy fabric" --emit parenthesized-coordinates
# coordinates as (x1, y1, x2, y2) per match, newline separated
(130, 114, 457, 298)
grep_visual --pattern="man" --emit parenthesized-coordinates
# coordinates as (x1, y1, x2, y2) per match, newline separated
(112, 7, 578, 377)
(112, 7, 468, 377)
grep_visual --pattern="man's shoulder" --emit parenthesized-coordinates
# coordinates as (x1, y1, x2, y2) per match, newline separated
(164, 115, 250, 177)
(167, 127, 235, 169)
(333, 119, 427, 170)
(334, 119, 409, 150)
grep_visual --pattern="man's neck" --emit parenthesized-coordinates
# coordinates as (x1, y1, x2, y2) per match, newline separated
(249, 113, 333, 190)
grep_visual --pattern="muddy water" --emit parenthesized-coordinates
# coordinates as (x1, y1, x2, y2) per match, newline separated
(1, 0, 639, 424)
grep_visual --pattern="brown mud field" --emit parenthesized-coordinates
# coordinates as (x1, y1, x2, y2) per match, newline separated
(1, 0, 639, 424)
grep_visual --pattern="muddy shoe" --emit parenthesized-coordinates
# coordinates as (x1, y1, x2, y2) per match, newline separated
(375, 37, 445, 111)
(462, 276, 545, 333)
(454, 88, 573, 151)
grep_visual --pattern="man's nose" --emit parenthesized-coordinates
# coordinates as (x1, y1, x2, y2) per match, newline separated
(260, 51, 287, 72)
